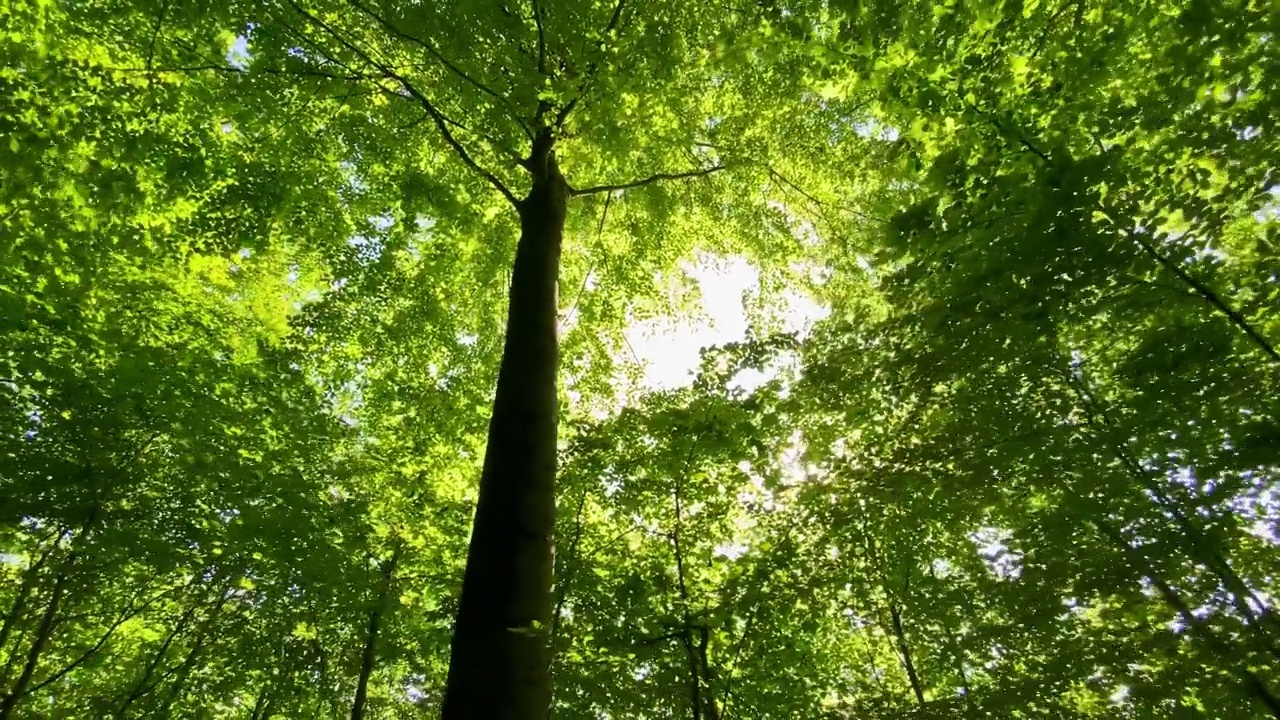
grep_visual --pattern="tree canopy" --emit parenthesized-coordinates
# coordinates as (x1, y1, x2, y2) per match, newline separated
(2, 0, 1279, 717)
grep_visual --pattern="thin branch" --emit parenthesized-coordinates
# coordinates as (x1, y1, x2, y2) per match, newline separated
(346, 0, 533, 140)
(1017, 136, 1052, 164)
(1092, 517, 1280, 717)
(570, 165, 726, 197)
(581, 521, 642, 558)
(144, 0, 170, 89)
(114, 63, 389, 84)
(975, 105, 1277, 364)
(560, 193, 611, 330)
(768, 167, 822, 207)
(638, 630, 686, 645)
(966, 100, 1053, 165)
(717, 600, 758, 716)
(547, 488, 590, 699)
(24, 578, 174, 698)
(283, 0, 520, 206)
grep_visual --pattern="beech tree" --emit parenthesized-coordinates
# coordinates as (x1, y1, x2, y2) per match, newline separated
(3, 0, 1279, 718)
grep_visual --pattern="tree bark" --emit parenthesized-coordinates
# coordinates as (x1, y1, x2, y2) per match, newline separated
(351, 543, 402, 720)
(443, 130, 564, 719)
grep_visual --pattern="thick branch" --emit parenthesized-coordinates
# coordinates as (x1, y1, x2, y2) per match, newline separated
(284, 0, 520, 206)
(346, 0, 533, 140)
(1125, 229, 1280, 364)
(570, 165, 726, 197)
(554, 0, 628, 129)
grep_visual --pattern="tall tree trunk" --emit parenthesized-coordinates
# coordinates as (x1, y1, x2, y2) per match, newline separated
(443, 131, 564, 718)
(351, 543, 403, 720)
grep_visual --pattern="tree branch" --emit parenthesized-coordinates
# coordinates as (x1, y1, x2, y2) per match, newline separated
(284, 0, 520, 206)
(1125, 227, 1280, 364)
(549, 489, 590, 667)
(145, 0, 170, 87)
(531, 0, 548, 76)
(570, 165, 726, 197)
(115, 63, 388, 84)
(346, 0, 533, 140)
(554, 0, 628, 129)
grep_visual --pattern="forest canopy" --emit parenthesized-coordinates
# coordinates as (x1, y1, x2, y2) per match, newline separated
(2, 0, 1279, 717)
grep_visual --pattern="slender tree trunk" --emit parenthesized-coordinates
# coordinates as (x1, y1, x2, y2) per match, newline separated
(116, 597, 202, 717)
(0, 533, 61, 657)
(694, 626, 720, 720)
(1093, 518, 1280, 717)
(0, 562, 69, 719)
(888, 600, 926, 708)
(443, 130, 565, 718)
(940, 618, 970, 699)
(249, 688, 272, 720)
(1151, 570, 1280, 716)
(678, 626, 704, 720)
(154, 589, 231, 717)
(1069, 375, 1280, 657)
(351, 543, 402, 720)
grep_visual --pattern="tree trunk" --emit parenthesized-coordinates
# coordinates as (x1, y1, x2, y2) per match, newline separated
(1093, 517, 1280, 717)
(249, 688, 272, 720)
(0, 562, 69, 719)
(351, 543, 402, 720)
(154, 588, 232, 718)
(0, 533, 61, 658)
(443, 131, 564, 719)
(888, 600, 926, 708)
